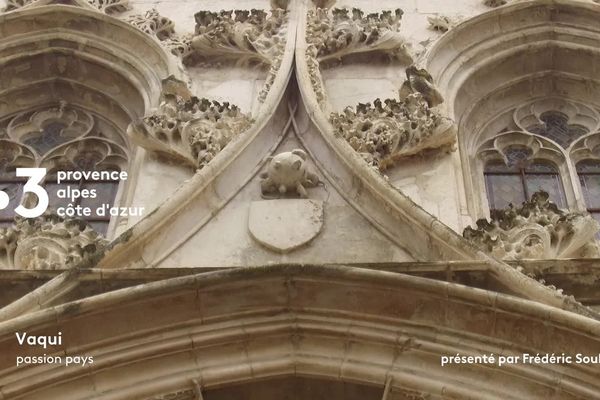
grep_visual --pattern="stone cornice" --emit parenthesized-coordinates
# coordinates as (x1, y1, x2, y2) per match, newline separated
(0, 265, 598, 399)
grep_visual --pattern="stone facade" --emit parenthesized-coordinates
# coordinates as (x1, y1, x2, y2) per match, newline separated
(0, 0, 599, 399)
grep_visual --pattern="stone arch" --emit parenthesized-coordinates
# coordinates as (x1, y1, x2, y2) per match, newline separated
(0, 265, 598, 399)
(0, 4, 183, 236)
(425, 0, 600, 218)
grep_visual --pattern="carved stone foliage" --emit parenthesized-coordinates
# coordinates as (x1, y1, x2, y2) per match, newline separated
(0, 102, 128, 171)
(130, 76, 253, 169)
(306, 7, 413, 106)
(126, 7, 287, 103)
(187, 9, 287, 66)
(330, 94, 455, 170)
(0, 213, 106, 270)
(307, 8, 412, 63)
(2, 0, 130, 14)
(427, 15, 461, 33)
(127, 8, 176, 41)
(463, 191, 600, 260)
(260, 149, 319, 198)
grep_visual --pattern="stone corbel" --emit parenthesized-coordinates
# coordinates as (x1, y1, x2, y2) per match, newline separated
(330, 68, 456, 170)
(129, 76, 253, 169)
(463, 191, 600, 260)
(0, 213, 107, 270)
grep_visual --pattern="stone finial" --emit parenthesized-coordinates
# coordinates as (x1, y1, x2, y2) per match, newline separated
(0, 213, 106, 270)
(260, 149, 320, 198)
(463, 191, 600, 260)
(330, 95, 456, 170)
(130, 76, 253, 169)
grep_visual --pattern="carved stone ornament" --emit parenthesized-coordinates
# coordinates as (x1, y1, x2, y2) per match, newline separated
(427, 15, 461, 33)
(483, 0, 509, 7)
(2, 0, 130, 13)
(306, 7, 413, 106)
(248, 199, 324, 253)
(130, 76, 253, 169)
(260, 149, 320, 198)
(463, 191, 600, 260)
(186, 8, 288, 66)
(126, 7, 287, 103)
(127, 8, 176, 41)
(399, 66, 444, 108)
(330, 94, 456, 170)
(0, 213, 107, 270)
(306, 8, 412, 64)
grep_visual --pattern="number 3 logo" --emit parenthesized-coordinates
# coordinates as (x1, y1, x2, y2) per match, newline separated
(14, 168, 49, 218)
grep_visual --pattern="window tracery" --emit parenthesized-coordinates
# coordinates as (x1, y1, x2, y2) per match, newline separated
(0, 103, 129, 235)
(475, 99, 600, 222)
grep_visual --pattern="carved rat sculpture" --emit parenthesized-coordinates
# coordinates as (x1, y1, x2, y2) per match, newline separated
(260, 149, 320, 198)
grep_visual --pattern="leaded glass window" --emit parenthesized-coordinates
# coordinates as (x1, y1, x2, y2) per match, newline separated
(577, 160, 600, 229)
(484, 148, 566, 211)
(527, 111, 589, 149)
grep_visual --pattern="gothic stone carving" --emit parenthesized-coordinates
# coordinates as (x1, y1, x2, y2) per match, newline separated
(190, 8, 288, 103)
(330, 94, 456, 170)
(427, 15, 461, 33)
(0, 214, 106, 270)
(399, 66, 444, 108)
(0, 102, 128, 170)
(127, 9, 175, 41)
(306, 7, 413, 106)
(130, 76, 253, 169)
(187, 9, 287, 66)
(2, 0, 130, 13)
(260, 149, 319, 198)
(463, 191, 600, 260)
(307, 8, 412, 64)
(127, 7, 287, 103)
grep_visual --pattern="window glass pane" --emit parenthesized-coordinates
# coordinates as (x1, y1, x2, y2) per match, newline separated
(484, 161, 514, 173)
(45, 182, 81, 209)
(525, 173, 566, 208)
(528, 111, 588, 148)
(526, 162, 558, 173)
(485, 174, 526, 210)
(0, 182, 23, 221)
(80, 182, 119, 215)
(22, 122, 70, 154)
(577, 161, 600, 210)
(505, 147, 531, 168)
(577, 160, 600, 174)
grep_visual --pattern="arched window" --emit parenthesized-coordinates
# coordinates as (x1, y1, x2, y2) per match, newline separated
(577, 160, 600, 226)
(484, 148, 566, 211)
(0, 103, 129, 235)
